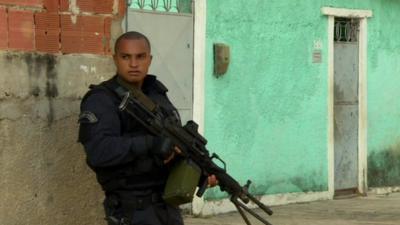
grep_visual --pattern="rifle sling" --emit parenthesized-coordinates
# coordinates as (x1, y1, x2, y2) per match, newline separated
(115, 76, 158, 113)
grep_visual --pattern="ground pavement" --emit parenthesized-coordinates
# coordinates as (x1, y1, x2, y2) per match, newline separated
(184, 192, 400, 225)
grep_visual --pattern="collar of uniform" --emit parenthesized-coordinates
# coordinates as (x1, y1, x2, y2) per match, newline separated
(141, 75, 157, 94)
(113, 74, 157, 94)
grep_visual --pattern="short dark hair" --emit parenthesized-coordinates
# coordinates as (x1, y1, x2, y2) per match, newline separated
(114, 31, 151, 53)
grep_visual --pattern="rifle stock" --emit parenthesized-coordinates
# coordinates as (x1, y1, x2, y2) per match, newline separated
(119, 92, 273, 225)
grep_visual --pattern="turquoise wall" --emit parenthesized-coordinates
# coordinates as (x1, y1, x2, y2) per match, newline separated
(204, 0, 400, 199)
(366, 1, 400, 187)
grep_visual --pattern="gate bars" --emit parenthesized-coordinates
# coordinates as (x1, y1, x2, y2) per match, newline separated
(129, 0, 193, 13)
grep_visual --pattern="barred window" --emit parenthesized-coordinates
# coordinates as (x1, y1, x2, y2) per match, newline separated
(334, 18, 359, 42)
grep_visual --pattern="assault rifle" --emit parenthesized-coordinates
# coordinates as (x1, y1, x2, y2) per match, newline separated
(118, 91, 273, 225)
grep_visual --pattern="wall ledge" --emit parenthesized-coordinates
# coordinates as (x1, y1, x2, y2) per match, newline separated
(321, 7, 373, 18)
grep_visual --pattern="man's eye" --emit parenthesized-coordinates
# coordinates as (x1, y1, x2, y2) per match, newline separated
(122, 55, 129, 59)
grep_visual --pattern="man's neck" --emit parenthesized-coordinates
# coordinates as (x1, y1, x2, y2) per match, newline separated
(117, 77, 140, 91)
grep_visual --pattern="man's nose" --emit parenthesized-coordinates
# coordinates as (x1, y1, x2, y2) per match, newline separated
(129, 58, 138, 67)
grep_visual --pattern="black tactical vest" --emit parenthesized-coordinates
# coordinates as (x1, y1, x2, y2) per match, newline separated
(79, 75, 181, 195)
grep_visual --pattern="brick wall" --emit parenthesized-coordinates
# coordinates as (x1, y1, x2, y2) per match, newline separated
(0, 0, 126, 54)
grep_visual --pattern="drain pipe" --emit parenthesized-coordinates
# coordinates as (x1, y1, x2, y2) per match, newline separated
(125, 0, 133, 32)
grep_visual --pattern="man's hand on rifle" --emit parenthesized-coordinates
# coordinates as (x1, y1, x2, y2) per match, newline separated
(163, 146, 182, 164)
(152, 137, 181, 164)
(208, 174, 218, 188)
(161, 144, 218, 188)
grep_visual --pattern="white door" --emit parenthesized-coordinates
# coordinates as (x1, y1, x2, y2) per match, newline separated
(126, 0, 194, 124)
(333, 18, 360, 195)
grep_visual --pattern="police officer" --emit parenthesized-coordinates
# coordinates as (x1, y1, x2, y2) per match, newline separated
(78, 31, 206, 225)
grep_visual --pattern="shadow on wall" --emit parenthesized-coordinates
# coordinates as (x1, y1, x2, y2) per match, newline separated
(368, 144, 400, 187)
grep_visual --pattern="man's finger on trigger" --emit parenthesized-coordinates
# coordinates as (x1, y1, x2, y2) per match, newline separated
(174, 146, 182, 154)
(163, 152, 175, 164)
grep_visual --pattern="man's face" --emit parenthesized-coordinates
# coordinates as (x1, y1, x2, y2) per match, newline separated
(114, 38, 152, 87)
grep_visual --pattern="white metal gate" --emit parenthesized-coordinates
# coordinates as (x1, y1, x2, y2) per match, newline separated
(125, 0, 194, 124)
(333, 18, 360, 194)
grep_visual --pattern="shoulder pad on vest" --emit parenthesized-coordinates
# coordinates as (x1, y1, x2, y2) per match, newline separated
(81, 83, 115, 103)
(154, 80, 168, 93)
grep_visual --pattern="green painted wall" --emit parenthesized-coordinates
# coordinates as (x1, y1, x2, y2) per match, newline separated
(204, 0, 400, 199)
(366, 0, 400, 187)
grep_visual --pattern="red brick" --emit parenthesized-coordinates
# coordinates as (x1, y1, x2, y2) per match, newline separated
(36, 30, 59, 53)
(104, 17, 112, 34)
(83, 33, 104, 54)
(61, 35, 81, 53)
(0, 7, 8, 49)
(60, 15, 105, 54)
(62, 34, 103, 54)
(117, 0, 126, 18)
(61, 15, 103, 32)
(77, 0, 114, 14)
(60, 15, 83, 53)
(0, 0, 43, 7)
(76, 0, 94, 13)
(8, 9, 35, 51)
(59, 0, 69, 11)
(82, 15, 103, 32)
(43, 0, 59, 12)
(95, 0, 114, 14)
(35, 12, 59, 30)
(35, 12, 59, 53)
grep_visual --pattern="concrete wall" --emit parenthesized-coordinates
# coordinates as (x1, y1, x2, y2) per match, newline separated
(203, 0, 400, 200)
(0, 0, 125, 224)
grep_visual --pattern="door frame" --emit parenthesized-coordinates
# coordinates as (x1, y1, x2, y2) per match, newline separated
(192, 0, 207, 214)
(193, 0, 206, 135)
(322, 7, 372, 196)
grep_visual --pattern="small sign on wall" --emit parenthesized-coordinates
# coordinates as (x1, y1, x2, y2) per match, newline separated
(313, 39, 322, 63)
(213, 43, 230, 76)
(313, 50, 322, 63)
